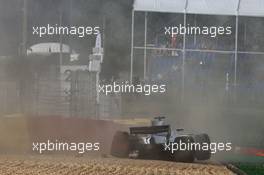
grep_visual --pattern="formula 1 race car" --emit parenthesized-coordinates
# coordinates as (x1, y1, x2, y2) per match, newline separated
(111, 117, 211, 162)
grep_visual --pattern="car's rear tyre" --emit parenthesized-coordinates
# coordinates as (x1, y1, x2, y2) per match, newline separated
(173, 136, 195, 163)
(111, 131, 130, 158)
(193, 133, 211, 160)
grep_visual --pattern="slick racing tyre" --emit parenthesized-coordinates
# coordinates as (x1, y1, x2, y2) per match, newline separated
(111, 131, 130, 158)
(193, 133, 211, 160)
(173, 136, 195, 163)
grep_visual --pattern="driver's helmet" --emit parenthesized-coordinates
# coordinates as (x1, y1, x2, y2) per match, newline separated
(151, 116, 165, 126)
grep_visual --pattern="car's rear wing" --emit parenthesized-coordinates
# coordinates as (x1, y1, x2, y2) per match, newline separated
(130, 125, 170, 135)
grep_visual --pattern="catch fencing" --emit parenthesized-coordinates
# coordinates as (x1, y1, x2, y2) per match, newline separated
(0, 69, 121, 118)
